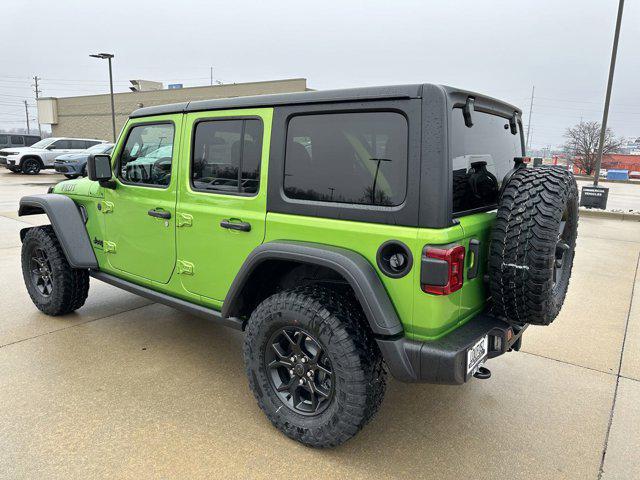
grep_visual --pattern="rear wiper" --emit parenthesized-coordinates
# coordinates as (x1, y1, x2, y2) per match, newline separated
(463, 97, 475, 128)
(509, 112, 519, 135)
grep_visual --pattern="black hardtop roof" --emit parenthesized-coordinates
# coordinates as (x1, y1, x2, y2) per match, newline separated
(130, 83, 521, 118)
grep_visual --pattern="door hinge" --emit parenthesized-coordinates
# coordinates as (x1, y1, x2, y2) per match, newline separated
(99, 201, 114, 214)
(177, 260, 194, 275)
(103, 241, 117, 254)
(176, 213, 193, 227)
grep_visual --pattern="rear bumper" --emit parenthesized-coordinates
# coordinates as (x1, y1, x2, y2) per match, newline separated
(377, 313, 526, 384)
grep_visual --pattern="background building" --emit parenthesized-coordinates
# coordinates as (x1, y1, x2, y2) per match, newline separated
(37, 78, 308, 141)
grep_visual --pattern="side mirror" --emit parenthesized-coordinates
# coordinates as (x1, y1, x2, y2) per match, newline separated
(87, 154, 114, 184)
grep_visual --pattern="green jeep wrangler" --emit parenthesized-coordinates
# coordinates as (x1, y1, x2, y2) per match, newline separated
(18, 84, 579, 447)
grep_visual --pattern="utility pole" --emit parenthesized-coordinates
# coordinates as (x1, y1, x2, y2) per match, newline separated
(24, 100, 30, 134)
(593, 0, 625, 187)
(210, 67, 213, 86)
(32, 76, 42, 137)
(525, 85, 535, 153)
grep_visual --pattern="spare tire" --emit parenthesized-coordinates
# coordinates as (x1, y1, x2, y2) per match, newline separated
(489, 166, 579, 326)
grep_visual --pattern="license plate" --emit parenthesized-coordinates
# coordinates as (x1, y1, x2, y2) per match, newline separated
(467, 335, 489, 375)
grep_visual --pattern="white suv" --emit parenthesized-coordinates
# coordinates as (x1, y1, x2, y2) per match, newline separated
(0, 137, 106, 174)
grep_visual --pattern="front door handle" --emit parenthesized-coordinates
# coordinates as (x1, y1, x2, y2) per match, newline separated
(148, 208, 171, 219)
(220, 219, 251, 232)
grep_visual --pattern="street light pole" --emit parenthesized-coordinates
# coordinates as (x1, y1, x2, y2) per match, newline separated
(593, 0, 624, 186)
(90, 53, 116, 142)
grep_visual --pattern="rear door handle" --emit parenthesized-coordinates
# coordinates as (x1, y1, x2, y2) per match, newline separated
(220, 219, 251, 232)
(148, 208, 171, 219)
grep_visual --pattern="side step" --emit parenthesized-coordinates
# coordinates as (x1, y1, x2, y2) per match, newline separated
(89, 270, 244, 331)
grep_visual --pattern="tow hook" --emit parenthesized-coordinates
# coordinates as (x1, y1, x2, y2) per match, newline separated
(473, 366, 491, 380)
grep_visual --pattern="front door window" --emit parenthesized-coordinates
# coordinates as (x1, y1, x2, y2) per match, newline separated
(119, 123, 175, 187)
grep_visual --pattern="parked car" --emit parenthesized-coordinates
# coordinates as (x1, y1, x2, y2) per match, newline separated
(17, 84, 579, 447)
(0, 133, 41, 149)
(0, 137, 105, 174)
(54, 143, 114, 179)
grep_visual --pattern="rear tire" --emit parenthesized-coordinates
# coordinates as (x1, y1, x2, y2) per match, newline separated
(21, 226, 90, 315)
(243, 285, 386, 447)
(489, 166, 579, 326)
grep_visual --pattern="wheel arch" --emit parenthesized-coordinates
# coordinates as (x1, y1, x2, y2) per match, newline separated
(19, 155, 44, 168)
(222, 241, 404, 337)
(18, 194, 98, 269)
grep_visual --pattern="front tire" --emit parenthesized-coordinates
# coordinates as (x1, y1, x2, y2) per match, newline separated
(243, 286, 386, 447)
(21, 226, 90, 315)
(21, 158, 41, 175)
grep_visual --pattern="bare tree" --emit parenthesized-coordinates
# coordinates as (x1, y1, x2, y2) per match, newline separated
(563, 121, 624, 175)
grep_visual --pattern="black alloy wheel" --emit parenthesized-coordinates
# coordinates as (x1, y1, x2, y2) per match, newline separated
(265, 327, 334, 416)
(30, 247, 53, 296)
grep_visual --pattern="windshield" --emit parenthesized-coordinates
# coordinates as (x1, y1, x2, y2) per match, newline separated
(450, 108, 524, 213)
(29, 138, 56, 149)
(86, 143, 113, 154)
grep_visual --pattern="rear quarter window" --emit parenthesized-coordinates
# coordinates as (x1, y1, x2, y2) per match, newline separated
(283, 112, 408, 206)
(450, 108, 523, 214)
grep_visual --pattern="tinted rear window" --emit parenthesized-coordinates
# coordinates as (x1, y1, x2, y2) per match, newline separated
(191, 119, 263, 195)
(284, 112, 408, 206)
(450, 108, 523, 213)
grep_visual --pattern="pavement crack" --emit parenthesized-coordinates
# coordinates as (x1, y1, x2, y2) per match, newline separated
(0, 302, 154, 350)
(518, 350, 616, 377)
(597, 250, 640, 480)
(0, 212, 35, 226)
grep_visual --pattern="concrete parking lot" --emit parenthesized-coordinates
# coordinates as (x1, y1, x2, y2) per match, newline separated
(0, 170, 638, 480)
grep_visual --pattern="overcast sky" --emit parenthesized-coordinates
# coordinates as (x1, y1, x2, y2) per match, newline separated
(2, 0, 638, 149)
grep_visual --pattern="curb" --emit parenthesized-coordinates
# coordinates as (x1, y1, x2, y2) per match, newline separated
(575, 176, 640, 185)
(579, 208, 640, 222)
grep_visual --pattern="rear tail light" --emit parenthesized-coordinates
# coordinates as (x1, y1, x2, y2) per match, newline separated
(421, 245, 465, 295)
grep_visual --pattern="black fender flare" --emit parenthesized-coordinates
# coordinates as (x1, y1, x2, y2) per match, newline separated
(18, 194, 98, 269)
(222, 241, 404, 337)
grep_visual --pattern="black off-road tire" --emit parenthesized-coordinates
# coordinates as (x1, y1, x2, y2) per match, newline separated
(489, 166, 579, 326)
(243, 285, 386, 447)
(20, 158, 41, 175)
(21, 226, 90, 316)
